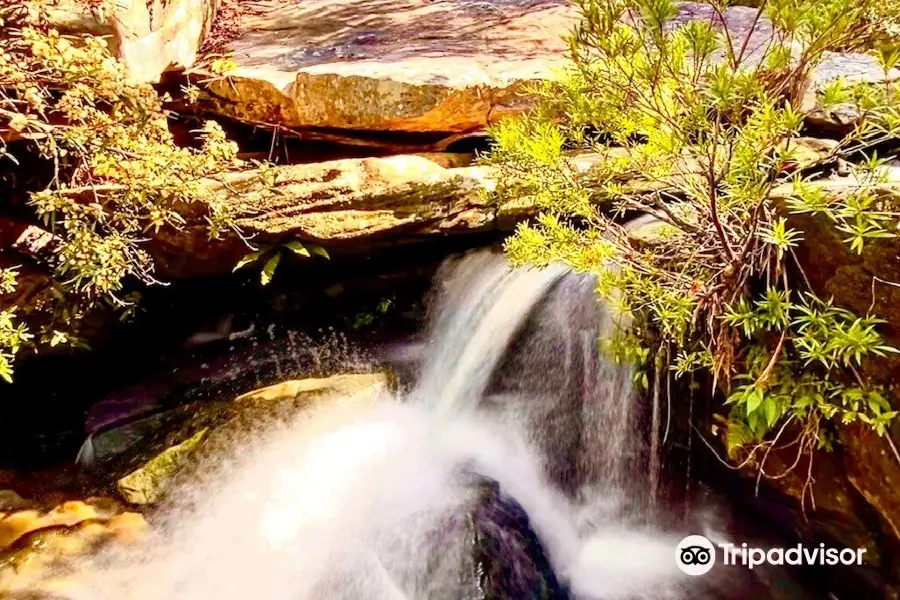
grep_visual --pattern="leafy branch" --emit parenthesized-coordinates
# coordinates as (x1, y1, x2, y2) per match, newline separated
(486, 0, 900, 475)
(233, 240, 329, 286)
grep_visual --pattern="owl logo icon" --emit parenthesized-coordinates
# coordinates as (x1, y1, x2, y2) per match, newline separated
(676, 535, 716, 576)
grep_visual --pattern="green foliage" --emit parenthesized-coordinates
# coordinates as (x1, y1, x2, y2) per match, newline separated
(351, 296, 395, 330)
(487, 0, 900, 465)
(723, 291, 898, 446)
(234, 240, 329, 286)
(0, 5, 260, 380)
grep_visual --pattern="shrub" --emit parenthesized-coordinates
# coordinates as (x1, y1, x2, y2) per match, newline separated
(0, 4, 244, 381)
(487, 0, 900, 472)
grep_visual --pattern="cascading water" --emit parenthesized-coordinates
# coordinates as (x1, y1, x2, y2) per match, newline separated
(26, 249, 816, 600)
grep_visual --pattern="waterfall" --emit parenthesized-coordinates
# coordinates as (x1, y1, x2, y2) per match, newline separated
(415, 251, 568, 412)
(33, 249, 803, 600)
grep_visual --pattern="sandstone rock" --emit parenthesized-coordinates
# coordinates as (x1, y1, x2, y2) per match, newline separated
(0, 498, 142, 551)
(773, 167, 900, 553)
(150, 153, 497, 277)
(43, 0, 217, 83)
(194, 372, 392, 444)
(200, 1, 893, 138)
(204, 0, 574, 136)
(0, 497, 146, 596)
(235, 372, 390, 404)
(839, 424, 900, 543)
(152, 140, 839, 278)
(736, 439, 881, 562)
(779, 167, 900, 334)
(228, 155, 495, 239)
(151, 151, 630, 277)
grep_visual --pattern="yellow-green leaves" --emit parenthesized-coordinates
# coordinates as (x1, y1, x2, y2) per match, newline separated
(283, 240, 311, 258)
(260, 253, 281, 287)
(233, 240, 330, 286)
(0, 307, 32, 383)
(233, 249, 267, 272)
(0, 268, 18, 295)
(491, 0, 900, 460)
(681, 20, 719, 62)
(820, 79, 852, 107)
(0, 4, 260, 379)
(760, 217, 803, 260)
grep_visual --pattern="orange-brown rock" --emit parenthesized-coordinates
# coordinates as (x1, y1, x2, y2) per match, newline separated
(0, 498, 145, 550)
(204, 0, 574, 134)
(0, 494, 148, 595)
(198, 2, 897, 139)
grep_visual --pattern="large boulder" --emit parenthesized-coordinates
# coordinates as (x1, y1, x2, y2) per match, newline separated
(784, 168, 900, 338)
(203, 0, 574, 136)
(151, 141, 840, 278)
(150, 153, 495, 277)
(781, 167, 900, 562)
(468, 479, 569, 599)
(200, 1, 895, 139)
(149, 152, 622, 277)
(99, 372, 391, 505)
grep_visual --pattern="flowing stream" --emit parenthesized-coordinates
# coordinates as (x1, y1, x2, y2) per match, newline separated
(44, 250, 815, 600)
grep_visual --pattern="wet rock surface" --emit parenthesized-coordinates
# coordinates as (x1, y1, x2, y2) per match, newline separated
(470, 480, 569, 599)
(86, 372, 391, 504)
(0, 495, 147, 596)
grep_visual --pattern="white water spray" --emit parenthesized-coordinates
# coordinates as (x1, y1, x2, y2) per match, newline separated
(32, 250, 761, 600)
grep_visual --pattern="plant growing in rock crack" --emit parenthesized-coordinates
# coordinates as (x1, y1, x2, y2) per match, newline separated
(0, 4, 265, 381)
(234, 240, 329, 286)
(485, 0, 900, 495)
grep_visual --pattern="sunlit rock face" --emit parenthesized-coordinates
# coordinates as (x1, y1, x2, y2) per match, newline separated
(0, 496, 148, 595)
(148, 154, 495, 277)
(204, 0, 575, 134)
(38, 0, 217, 83)
(199, 0, 895, 139)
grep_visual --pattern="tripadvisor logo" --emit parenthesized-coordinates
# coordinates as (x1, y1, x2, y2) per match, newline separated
(675, 535, 867, 576)
(676, 535, 716, 576)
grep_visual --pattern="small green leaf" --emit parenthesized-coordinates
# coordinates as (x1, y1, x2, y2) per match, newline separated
(234, 249, 266, 271)
(763, 397, 779, 427)
(260, 253, 281, 286)
(283, 240, 310, 257)
(745, 387, 764, 415)
(309, 245, 330, 259)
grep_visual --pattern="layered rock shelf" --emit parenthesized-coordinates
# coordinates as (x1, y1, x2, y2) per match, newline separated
(196, 1, 896, 143)
(203, 0, 575, 136)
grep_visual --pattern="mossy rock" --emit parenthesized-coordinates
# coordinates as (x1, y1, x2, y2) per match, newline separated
(108, 372, 390, 505)
(116, 429, 208, 505)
